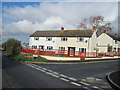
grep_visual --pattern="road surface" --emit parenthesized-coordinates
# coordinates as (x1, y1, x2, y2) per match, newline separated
(2, 53, 119, 89)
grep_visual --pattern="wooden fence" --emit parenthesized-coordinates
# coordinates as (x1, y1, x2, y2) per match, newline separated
(20, 47, 120, 59)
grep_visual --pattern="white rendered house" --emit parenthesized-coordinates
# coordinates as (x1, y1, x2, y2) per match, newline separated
(29, 27, 97, 55)
(97, 30, 120, 53)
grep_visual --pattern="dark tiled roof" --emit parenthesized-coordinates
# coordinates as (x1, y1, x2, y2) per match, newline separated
(30, 30, 94, 37)
(106, 33, 120, 41)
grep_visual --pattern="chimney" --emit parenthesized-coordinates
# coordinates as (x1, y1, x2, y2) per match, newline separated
(115, 33, 117, 37)
(61, 27, 64, 30)
(102, 30, 106, 33)
(93, 26, 96, 31)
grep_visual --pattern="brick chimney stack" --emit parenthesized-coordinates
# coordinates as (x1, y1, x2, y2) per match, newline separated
(61, 27, 64, 30)
(102, 30, 106, 33)
(93, 26, 96, 31)
(115, 33, 117, 37)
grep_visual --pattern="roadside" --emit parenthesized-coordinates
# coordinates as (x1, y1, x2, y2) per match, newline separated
(2, 70, 23, 88)
(106, 70, 120, 90)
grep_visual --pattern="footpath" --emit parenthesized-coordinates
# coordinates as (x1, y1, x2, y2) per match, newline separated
(106, 70, 120, 90)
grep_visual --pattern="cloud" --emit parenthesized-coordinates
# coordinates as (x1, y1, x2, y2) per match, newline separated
(2, 2, 118, 39)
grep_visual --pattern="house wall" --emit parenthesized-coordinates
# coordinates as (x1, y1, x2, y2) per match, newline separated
(89, 31, 97, 52)
(55, 37, 90, 52)
(29, 37, 56, 49)
(97, 33, 119, 52)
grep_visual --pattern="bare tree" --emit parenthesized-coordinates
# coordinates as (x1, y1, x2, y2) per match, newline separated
(77, 16, 112, 36)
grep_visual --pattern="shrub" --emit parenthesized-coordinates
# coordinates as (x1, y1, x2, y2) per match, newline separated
(2, 38, 21, 56)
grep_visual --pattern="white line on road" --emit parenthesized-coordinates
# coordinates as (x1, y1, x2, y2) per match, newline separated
(47, 70, 53, 72)
(92, 86, 101, 89)
(53, 71, 59, 74)
(42, 68, 47, 70)
(51, 74, 60, 78)
(60, 78, 69, 82)
(60, 74, 68, 78)
(26, 63, 103, 90)
(79, 81, 90, 86)
(83, 87, 89, 90)
(70, 82, 81, 86)
(68, 77, 77, 81)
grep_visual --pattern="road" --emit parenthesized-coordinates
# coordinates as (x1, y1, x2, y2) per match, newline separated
(2, 53, 119, 89)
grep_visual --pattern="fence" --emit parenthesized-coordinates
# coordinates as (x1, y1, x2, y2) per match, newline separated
(20, 47, 120, 59)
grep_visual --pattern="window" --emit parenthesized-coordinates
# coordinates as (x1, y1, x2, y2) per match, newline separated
(115, 40, 118, 44)
(79, 48, 86, 52)
(77, 37, 84, 42)
(59, 47, 65, 50)
(113, 48, 116, 52)
(61, 37, 67, 41)
(47, 46, 53, 49)
(46, 37, 52, 41)
(32, 45, 37, 49)
(34, 37, 39, 40)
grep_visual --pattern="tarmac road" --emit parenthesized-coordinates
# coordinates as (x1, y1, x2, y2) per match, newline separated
(2, 52, 119, 89)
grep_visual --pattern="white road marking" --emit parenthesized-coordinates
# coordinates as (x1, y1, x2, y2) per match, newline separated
(51, 74, 60, 78)
(53, 71, 59, 74)
(60, 78, 69, 82)
(46, 72, 53, 75)
(70, 82, 81, 86)
(26, 63, 103, 90)
(80, 81, 90, 86)
(42, 68, 47, 70)
(68, 77, 77, 81)
(60, 74, 68, 78)
(47, 70, 53, 72)
(92, 86, 101, 89)
(83, 87, 89, 90)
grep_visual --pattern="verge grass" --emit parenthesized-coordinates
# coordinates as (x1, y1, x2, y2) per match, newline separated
(12, 53, 47, 62)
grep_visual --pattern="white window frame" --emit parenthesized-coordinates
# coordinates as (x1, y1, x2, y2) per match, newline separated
(77, 37, 84, 42)
(79, 48, 86, 52)
(59, 47, 65, 50)
(47, 46, 53, 49)
(46, 37, 52, 41)
(61, 37, 67, 41)
(32, 45, 37, 49)
(34, 37, 39, 40)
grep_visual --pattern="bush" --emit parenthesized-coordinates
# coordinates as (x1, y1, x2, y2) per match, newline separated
(2, 38, 21, 56)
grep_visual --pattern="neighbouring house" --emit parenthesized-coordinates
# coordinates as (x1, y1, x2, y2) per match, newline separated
(29, 27, 97, 56)
(97, 30, 120, 53)
(21, 42, 29, 48)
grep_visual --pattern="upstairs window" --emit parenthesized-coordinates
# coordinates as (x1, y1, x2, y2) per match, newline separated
(47, 46, 53, 49)
(61, 37, 67, 41)
(46, 37, 52, 41)
(34, 37, 39, 40)
(77, 37, 84, 42)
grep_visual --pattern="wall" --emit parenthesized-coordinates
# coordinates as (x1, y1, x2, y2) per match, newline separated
(29, 37, 56, 49)
(97, 33, 119, 52)
(89, 31, 97, 52)
(55, 37, 90, 52)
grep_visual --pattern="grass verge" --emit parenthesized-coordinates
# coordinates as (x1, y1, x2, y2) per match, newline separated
(12, 53, 47, 62)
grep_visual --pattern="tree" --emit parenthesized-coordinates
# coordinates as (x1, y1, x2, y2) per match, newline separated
(2, 38, 21, 56)
(77, 16, 112, 36)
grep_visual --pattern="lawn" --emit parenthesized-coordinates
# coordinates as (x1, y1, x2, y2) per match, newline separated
(12, 53, 47, 62)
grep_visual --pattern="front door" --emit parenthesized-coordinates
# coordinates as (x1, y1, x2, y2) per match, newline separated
(39, 45, 44, 50)
(68, 47, 75, 56)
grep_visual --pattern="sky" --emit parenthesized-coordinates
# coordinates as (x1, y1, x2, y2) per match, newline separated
(1, 0, 119, 43)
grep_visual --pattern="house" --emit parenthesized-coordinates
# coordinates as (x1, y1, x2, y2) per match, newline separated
(21, 42, 29, 48)
(97, 30, 120, 53)
(29, 27, 97, 56)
